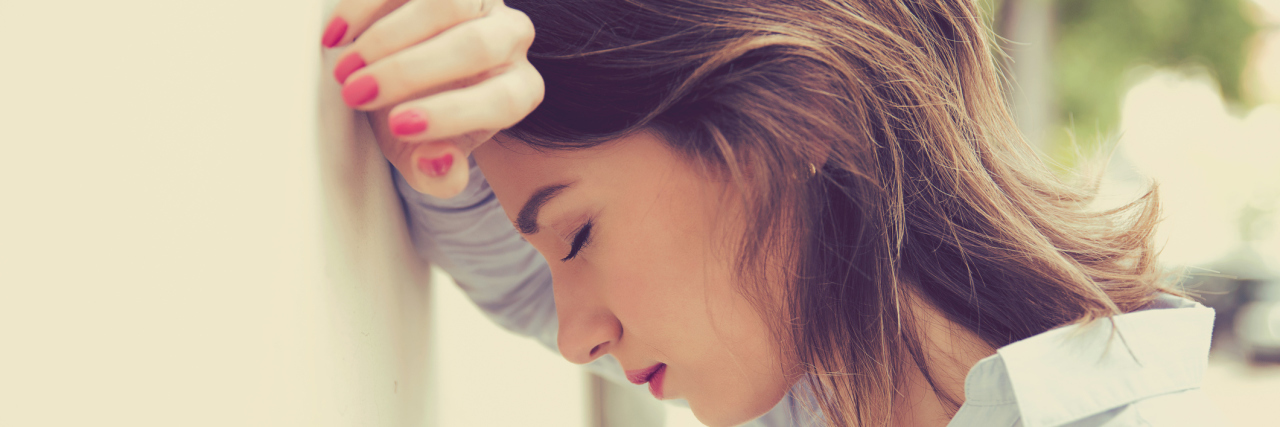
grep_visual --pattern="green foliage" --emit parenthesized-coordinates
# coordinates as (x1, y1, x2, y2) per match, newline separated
(1051, 0, 1257, 159)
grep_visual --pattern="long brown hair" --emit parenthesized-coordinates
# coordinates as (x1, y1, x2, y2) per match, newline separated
(501, 0, 1168, 425)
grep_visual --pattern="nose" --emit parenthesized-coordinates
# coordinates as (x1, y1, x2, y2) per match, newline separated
(553, 274, 621, 365)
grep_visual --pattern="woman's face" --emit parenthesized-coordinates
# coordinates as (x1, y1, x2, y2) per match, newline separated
(474, 131, 796, 426)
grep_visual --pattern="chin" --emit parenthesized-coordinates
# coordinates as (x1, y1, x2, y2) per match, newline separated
(688, 387, 790, 427)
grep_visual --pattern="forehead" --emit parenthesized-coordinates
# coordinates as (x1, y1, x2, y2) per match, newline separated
(474, 134, 591, 185)
(472, 131, 684, 217)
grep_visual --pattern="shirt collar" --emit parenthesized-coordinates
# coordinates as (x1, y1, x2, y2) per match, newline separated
(963, 294, 1215, 427)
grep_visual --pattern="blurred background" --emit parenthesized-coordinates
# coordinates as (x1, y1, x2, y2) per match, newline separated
(959, 0, 1280, 426)
(0, 0, 1274, 426)
(984, 1, 1280, 425)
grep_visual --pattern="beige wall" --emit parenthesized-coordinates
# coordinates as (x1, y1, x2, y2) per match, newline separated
(0, 1, 434, 425)
(0, 1, 696, 426)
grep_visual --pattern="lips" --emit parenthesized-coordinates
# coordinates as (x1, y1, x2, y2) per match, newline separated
(625, 363, 662, 384)
(624, 363, 667, 399)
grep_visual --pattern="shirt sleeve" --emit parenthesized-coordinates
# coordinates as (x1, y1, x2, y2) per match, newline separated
(392, 160, 639, 385)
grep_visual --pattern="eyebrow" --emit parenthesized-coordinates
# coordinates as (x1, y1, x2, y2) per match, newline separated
(516, 182, 575, 235)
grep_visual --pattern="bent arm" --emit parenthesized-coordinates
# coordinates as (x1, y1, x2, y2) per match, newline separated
(393, 160, 634, 384)
(395, 159, 557, 343)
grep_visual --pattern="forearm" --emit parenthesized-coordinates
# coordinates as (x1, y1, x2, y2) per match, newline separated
(394, 159, 557, 343)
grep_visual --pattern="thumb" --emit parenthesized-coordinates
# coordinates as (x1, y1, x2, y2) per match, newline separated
(371, 109, 494, 199)
(404, 141, 469, 198)
(399, 128, 497, 198)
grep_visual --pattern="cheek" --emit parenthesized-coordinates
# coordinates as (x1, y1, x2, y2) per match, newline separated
(588, 187, 787, 392)
(593, 208, 712, 338)
(596, 178, 707, 302)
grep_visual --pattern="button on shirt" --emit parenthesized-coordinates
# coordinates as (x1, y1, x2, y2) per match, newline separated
(394, 165, 1223, 427)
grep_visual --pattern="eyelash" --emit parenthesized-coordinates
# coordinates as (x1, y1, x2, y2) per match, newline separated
(560, 220, 594, 262)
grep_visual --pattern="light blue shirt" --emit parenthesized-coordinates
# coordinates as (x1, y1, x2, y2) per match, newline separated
(948, 294, 1220, 427)
(393, 162, 1222, 427)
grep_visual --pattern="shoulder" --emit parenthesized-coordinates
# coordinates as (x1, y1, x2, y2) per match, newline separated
(952, 295, 1228, 427)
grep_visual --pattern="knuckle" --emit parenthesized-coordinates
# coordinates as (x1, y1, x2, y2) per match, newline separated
(498, 78, 529, 126)
(476, 0, 494, 16)
(526, 66, 546, 107)
(504, 8, 536, 45)
(461, 25, 502, 67)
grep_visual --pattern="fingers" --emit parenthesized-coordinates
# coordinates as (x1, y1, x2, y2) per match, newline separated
(337, 5, 536, 110)
(371, 109, 490, 199)
(405, 143, 470, 198)
(322, 0, 493, 49)
(322, 0, 411, 48)
(340, 0, 484, 70)
(329, 0, 540, 200)
(326, 0, 502, 84)
(386, 61, 542, 142)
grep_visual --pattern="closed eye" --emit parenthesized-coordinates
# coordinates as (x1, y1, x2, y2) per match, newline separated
(560, 220, 594, 262)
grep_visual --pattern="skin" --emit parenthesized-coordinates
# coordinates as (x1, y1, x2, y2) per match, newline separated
(325, 0, 543, 199)
(333, 0, 998, 424)
(895, 291, 997, 426)
(472, 129, 997, 427)
(474, 130, 800, 426)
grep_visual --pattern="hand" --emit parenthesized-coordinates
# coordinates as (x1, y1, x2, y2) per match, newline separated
(323, 0, 543, 198)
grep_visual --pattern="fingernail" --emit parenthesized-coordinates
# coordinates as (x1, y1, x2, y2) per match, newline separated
(418, 154, 454, 178)
(322, 17, 348, 48)
(334, 53, 366, 83)
(342, 75, 379, 107)
(390, 110, 428, 136)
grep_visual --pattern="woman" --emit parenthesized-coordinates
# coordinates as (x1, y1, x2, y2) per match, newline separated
(322, 0, 1219, 425)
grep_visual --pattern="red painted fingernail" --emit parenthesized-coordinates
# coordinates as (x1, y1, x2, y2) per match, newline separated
(322, 17, 348, 48)
(334, 53, 366, 84)
(342, 75, 379, 107)
(418, 154, 454, 178)
(390, 110, 428, 136)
